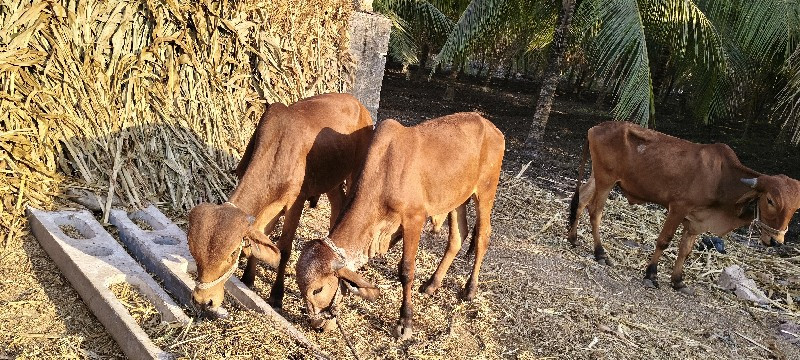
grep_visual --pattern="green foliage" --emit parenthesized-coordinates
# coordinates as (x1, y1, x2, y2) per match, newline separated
(374, 0, 460, 65)
(376, 0, 800, 143)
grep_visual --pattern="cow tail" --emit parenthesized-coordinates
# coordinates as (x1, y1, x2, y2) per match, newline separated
(568, 139, 589, 228)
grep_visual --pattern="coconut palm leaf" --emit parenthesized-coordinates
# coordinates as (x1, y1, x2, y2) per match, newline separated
(375, 0, 456, 65)
(382, 10, 420, 64)
(432, 0, 509, 68)
(777, 46, 800, 143)
(577, 0, 730, 125)
(733, 0, 800, 62)
(584, 0, 653, 124)
(375, 0, 455, 35)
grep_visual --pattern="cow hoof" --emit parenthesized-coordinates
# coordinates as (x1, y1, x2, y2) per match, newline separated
(267, 297, 283, 309)
(643, 278, 659, 289)
(674, 284, 695, 296)
(393, 324, 413, 341)
(459, 287, 477, 301)
(596, 257, 613, 267)
(420, 279, 440, 295)
(567, 236, 579, 247)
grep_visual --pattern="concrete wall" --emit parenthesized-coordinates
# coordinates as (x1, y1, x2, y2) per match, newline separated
(348, 11, 392, 122)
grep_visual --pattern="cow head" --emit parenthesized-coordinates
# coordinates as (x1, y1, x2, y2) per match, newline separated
(187, 203, 280, 317)
(740, 175, 800, 246)
(295, 239, 380, 331)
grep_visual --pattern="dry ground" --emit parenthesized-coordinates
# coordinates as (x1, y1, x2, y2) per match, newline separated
(2, 71, 800, 359)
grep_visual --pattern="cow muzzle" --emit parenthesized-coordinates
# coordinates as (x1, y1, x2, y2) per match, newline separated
(191, 291, 229, 319)
(769, 238, 782, 247)
(309, 314, 337, 332)
(306, 281, 342, 332)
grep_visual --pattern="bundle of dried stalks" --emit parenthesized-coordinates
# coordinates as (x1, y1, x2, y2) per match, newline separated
(0, 0, 355, 247)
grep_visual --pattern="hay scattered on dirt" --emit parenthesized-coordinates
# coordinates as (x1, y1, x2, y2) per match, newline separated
(6, 166, 800, 358)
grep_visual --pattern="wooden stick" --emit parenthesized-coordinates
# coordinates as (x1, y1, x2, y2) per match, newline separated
(734, 331, 773, 354)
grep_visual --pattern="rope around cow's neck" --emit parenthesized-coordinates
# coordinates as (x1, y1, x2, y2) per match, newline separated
(224, 201, 256, 224)
(196, 240, 243, 290)
(748, 200, 789, 242)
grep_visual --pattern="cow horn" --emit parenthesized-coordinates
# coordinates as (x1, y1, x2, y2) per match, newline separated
(740, 178, 758, 188)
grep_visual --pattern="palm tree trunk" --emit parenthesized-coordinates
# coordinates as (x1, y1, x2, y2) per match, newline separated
(415, 42, 430, 80)
(525, 0, 579, 147)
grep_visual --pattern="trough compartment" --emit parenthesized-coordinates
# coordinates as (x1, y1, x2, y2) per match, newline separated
(27, 207, 190, 360)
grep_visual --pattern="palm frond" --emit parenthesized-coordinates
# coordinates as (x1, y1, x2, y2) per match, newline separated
(588, 0, 653, 125)
(418, 0, 456, 35)
(733, 0, 800, 62)
(375, 0, 455, 34)
(646, 0, 726, 71)
(433, 0, 509, 68)
(776, 47, 800, 144)
(641, 0, 729, 124)
(382, 10, 420, 64)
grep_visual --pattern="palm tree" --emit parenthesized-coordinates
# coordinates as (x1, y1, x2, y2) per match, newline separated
(525, 0, 579, 145)
(431, 0, 800, 144)
(373, 0, 465, 76)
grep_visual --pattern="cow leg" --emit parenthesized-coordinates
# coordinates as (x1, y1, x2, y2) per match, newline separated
(421, 202, 468, 295)
(462, 189, 497, 301)
(267, 198, 304, 308)
(394, 214, 424, 341)
(326, 184, 346, 230)
(241, 210, 282, 288)
(567, 176, 596, 246)
(671, 228, 699, 295)
(643, 210, 687, 289)
(587, 180, 614, 265)
(240, 257, 259, 288)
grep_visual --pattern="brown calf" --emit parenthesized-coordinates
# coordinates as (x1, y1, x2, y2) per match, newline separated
(567, 121, 800, 293)
(294, 112, 505, 340)
(188, 93, 373, 316)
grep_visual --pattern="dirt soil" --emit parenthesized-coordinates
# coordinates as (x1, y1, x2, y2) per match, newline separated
(3, 70, 800, 359)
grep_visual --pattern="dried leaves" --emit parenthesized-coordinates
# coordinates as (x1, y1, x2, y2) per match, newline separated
(0, 0, 355, 246)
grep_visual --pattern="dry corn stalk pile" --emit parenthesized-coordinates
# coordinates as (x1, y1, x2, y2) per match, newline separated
(0, 0, 355, 248)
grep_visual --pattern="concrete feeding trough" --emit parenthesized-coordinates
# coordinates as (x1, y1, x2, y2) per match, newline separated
(27, 207, 189, 360)
(109, 205, 324, 356)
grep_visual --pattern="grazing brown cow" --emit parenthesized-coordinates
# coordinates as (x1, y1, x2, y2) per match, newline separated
(567, 121, 800, 293)
(295, 113, 505, 339)
(188, 93, 373, 316)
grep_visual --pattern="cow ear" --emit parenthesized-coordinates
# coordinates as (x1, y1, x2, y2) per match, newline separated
(244, 229, 280, 268)
(335, 267, 380, 301)
(736, 189, 759, 205)
(735, 188, 760, 218)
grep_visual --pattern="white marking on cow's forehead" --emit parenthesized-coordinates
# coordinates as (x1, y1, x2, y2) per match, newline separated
(637, 144, 646, 154)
